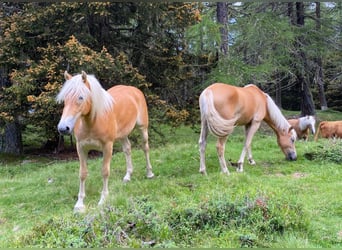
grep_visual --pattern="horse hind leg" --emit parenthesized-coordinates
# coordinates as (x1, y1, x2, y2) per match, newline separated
(199, 119, 209, 175)
(216, 136, 230, 175)
(140, 126, 154, 179)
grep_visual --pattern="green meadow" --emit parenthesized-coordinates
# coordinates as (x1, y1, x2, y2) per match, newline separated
(0, 110, 341, 248)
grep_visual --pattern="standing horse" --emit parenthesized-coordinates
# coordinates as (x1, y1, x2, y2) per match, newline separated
(57, 71, 154, 212)
(199, 83, 297, 175)
(288, 115, 316, 141)
(314, 120, 342, 141)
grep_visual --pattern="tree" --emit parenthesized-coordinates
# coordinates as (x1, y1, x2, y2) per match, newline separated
(216, 2, 229, 57)
(0, 2, 202, 153)
(313, 2, 328, 111)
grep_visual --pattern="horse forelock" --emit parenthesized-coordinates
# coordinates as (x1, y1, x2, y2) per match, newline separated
(265, 94, 291, 132)
(56, 74, 114, 119)
(56, 75, 89, 103)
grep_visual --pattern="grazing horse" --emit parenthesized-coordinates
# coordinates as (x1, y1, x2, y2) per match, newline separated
(57, 71, 154, 212)
(288, 115, 316, 141)
(199, 83, 297, 175)
(314, 120, 342, 141)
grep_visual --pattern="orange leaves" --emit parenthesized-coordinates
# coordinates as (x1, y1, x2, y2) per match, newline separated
(27, 95, 36, 103)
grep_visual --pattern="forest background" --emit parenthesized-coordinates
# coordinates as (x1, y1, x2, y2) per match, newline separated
(0, 2, 341, 154)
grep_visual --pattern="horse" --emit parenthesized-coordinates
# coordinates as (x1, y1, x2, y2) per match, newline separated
(56, 71, 154, 212)
(314, 120, 342, 141)
(288, 115, 316, 141)
(199, 83, 297, 175)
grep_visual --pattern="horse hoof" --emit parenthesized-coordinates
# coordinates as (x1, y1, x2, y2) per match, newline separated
(236, 167, 244, 173)
(147, 173, 155, 179)
(199, 170, 207, 176)
(248, 159, 256, 165)
(123, 176, 131, 183)
(73, 206, 86, 214)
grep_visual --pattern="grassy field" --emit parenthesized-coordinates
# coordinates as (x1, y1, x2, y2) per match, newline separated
(0, 110, 341, 247)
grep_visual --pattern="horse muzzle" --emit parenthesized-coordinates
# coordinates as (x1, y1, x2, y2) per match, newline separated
(286, 151, 297, 161)
(58, 125, 72, 135)
(57, 120, 74, 135)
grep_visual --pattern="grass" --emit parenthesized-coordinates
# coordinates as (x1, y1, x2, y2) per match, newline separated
(0, 109, 341, 247)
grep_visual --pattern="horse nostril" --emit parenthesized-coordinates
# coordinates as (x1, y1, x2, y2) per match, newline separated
(287, 152, 297, 161)
(58, 125, 71, 135)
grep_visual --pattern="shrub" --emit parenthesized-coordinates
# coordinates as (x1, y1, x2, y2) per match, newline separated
(16, 195, 309, 248)
(305, 139, 342, 163)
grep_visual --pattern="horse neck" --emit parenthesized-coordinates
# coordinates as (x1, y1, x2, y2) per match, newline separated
(263, 117, 283, 137)
(264, 94, 289, 136)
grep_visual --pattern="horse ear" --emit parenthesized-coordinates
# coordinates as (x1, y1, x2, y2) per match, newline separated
(64, 71, 72, 80)
(81, 71, 87, 82)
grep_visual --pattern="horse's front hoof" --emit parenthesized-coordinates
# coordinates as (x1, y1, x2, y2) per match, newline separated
(221, 170, 230, 176)
(248, 159, 256, 165)
(236, 164, 244, 172)
(123, 175, 131, 183)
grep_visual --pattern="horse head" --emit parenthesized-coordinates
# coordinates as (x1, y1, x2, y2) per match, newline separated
(56, 71, 92, 135)
(277, 126, 297, 161)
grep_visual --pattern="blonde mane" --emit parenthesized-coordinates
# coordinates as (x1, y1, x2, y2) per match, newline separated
(56, 74, 114, 119)
(265, 93, 295, 139)
(299, 115, 316, 131)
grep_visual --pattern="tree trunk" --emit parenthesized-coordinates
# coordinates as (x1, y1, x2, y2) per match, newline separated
(300, 77, 316, 116)
(216, 2, 229, 56)
(295, 2, 316, 116)
(275, 81, 282, 108)
(0, 121, 23, 154)
(314, 2, 328, 110)
(287, 3, 296, 25)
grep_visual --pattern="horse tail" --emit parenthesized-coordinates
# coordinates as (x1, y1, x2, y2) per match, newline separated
(199, 89, 236, 137)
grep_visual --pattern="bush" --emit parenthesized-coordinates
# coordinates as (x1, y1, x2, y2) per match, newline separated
(16, 195, 309, 248)
(305, 139, 342, 163)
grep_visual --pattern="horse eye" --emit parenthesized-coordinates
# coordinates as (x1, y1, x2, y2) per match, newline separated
(78, 96, 84, 101)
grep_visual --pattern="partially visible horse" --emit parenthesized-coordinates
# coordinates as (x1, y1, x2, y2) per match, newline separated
(314, 120, 342, 141)
(199, 83, 297, 175)
(288, 115, 316, 141)
(57, 71, 154, 212)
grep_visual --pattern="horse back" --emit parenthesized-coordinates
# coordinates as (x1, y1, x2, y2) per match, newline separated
(206, 83, 267, 124)
(319, 121, 342, 138)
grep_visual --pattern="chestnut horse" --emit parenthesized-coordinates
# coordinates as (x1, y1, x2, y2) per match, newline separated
(314, 120, 342, 141)
(199, 83, 297, 175)
(57, 71, 154, 212)
(288, 115, 316, 141)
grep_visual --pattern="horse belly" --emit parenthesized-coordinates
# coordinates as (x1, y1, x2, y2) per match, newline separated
(78, 138, 103, 151)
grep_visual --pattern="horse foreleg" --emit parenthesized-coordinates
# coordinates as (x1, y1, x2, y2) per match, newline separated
(98, 142, 113, 206)
(237, 122, 260, 172)
(216, 136, 230, 175)
(74, 144, 88, 213)
(141, 127, 154, 179)
(199, 120, 209, 175)
(122, 137, 133, 182)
